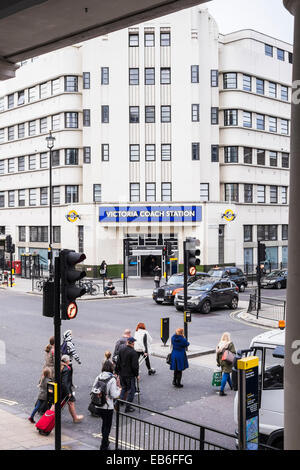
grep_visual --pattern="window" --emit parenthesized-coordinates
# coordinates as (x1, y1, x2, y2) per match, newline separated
(64, 76, 78, 92)
(7, 94, 14, 109)
(191, 65, 199, 83)
(145, 183, 156, 202)
(269, 82, 277, 98)
(0, 97, 4, 112)
(0, 128, 4, 142)
(78, 225, 84, 252)
(8, 126, 15, 141)
(130, 183, 140, 202)
(8, 191, 15, 207)
(257, 149, 265, 165)
(145, 144, 155, 161)
(200, 183, 209, 201)
(257, 185, 266, 203)
(93, 184, 102, 202)
(277, 48, 285, 61)
(244, 184, 253, 203)
(265, 44, 273, 57)
(211, 145, 219, 162)
(65, 112, 78, 128)
(83, 109, 91, 126)
(257, 225, 278, 241)
(0, 192, 4, 207)
(282, 153, 289, 168)
(243, 74, 252, 92)
(281, 119, 289, 135)
(129, 106, 139, 123)
(18, 90, 25, 106)
(145, 32, 155, 47)
(244, 225, 253, 242)
(40, 187, 48, 205)
(129, 32, 139, 47)
(29, 155, 36, 170)
(211, 70, 218, 87)
(224, 146, 238, 163)
(8, 158, 14, 173)
(160, 68, 171, 84)
(161, 105, 171, 123)
(29, 226, 48, 242)
(0, 160, 4, 174)
(28, 120, 36, 136)
(101, 67, 109, 85)
(191, 104, 200, 122)
(223, 72, 237, 89)
(243, 111, 252, 128)
(161, 182, 172, 201)
(269, 151, 278, 167)
(83, 72, 90, 89)
(130, 144, 140, 162)
(192, 142, 200, 161)
(29, 189, 36, 206)
(145, 106, 155, 123)
(51, 78, 60, 94)
(160, 31, 170, 46)
(101, 144, 109, 161)
(65, 149, 78, 165)
(40, 117, 48, 134)
(282, 224, 288, 241)
(28, 86, 36, 102)
(40, 152, 48, 168)
(83, 147, 91, 164)
(52, 114, 61, 130)
(161, 144, 171, 161)
(18, 123, 25, 139)
(129, 68, 139, 85)
(19, 226, 26, 242)
(269, 116, 277, 133)
(256, 114, 265, 130)
(65, 185, 79, 203)
(145, 68, 155, 85)
(53, 226, 61, 244)
(225, 184, 239, 202)
(51, 150, 60, 167)
(270, 185, 278, 203)
(282, 187, 288, 204)
(281, 86, 288, 101)
(256, 78, 264, 95)
(101, 106, 109, 123)
(244, 147, 252, 164)
(289, 52, 293, 64)
(18, 156, 25, 172)
(211, 107, 219, 125)
(52, 186, 60, 205)
(39, 82, 48, 99)
(224, 109, 237, 126)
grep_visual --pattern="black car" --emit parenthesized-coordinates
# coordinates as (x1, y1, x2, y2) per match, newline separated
(207, 267, 248, 292)
(174, 278, 239, 314)
(152, 272, 210, 305)
(261, 269, 288, 289)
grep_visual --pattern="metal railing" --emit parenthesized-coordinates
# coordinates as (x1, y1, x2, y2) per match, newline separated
(247, 290, 286, 321)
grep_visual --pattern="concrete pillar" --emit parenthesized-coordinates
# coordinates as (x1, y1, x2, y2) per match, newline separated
(283, 0, 300, 451)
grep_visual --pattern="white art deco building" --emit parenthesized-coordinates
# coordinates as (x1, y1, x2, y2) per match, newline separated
(0, 7, 292, 277)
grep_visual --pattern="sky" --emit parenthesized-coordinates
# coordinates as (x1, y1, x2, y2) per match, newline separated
(201, 0, 294, 44)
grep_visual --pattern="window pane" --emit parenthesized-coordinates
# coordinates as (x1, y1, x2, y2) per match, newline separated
(192, 104, 200, 122)
(265, 44, 273, 57)
(243, 111, 252, 128)
(145, 68, 155, 85)
(145, 32, 154, 47)
(65, 112, 78, 128)
(161, 106, 171, 123)
(270, 185, 278, 203)
(83, 147, 91, 163)
(192, 143, 200, 161)
(101, 106, 109, 123)
(102, 144, 109, 161)
(225, 184, 239, 202)
(129, 106, 139, 123)
(145, 106, 155, 123)
(161, 144, 171, 161)
(191, 65, 199, 83)
(160, 68, 171, 84)
(145, 144, 155, 161)
(130, 144, 140, 161)
(83, 72, 90, 89)
(282, 153, 289, 168)
(223, 72, 237, 89)
(244, 184, 253, 203)
(83, 109, 91, 126)
(65, 149, 78, 165)
(244, 147, 252, 164)
(257, 149, 265, 165)
(243, 75, 252, 92)
(130, 183, 140, 201)
(256, 114, 265, 130)
(161, 183, 171, 201)
(244, 225, 253, 242)
(160, 31, 170, 46)
(146, 183, 156, 201)
(101, 67, 109, 85)
(224, 109, 237, 126)
(224, 146, 238, 163)
(211, 145, 219, 162)
(64, 76, 78, 92)
(281, 86, 288, 101)
(256, 78, 264, 95)
(277, 48, 285, 61)
(269, 151, 277, 167)
(129, 33, 139, 47)
(93, 184, 102, 202)
(200, 183, 209, 201)
(211, 70, 219, 87)
(269, 116, 277, 133)
(211, 107, 219, 124)
(257, 185, 265, 203)
(129, 68, 139, 85)
(269, 82, 277, 98)
(281, 119, 289, 135)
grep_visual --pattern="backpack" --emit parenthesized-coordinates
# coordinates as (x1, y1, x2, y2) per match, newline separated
(61, 341, 68, 356)
(90, 376, 111, 407)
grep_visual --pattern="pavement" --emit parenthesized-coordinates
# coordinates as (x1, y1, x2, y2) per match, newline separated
(0, 276, 282, 450)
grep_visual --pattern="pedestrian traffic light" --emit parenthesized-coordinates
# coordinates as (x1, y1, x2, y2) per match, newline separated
(5, 235, 12, 253)
(185, 237, 201, 275)
(60, 249, 86, 320)
(258, 242, 266, 263)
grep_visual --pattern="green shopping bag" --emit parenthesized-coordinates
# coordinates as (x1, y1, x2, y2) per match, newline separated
(211, 369, 222, 387)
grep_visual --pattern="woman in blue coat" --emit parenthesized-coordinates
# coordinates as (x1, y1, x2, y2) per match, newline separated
(170, 328, 189, 388)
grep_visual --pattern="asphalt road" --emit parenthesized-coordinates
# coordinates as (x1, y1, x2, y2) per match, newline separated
(0, 288, 270, 449)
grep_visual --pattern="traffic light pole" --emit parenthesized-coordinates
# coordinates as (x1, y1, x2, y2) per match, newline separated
(257, 241, 262, 313)
(123, 239, 126, 295)
(54, 256, 61, 451)
(183, 240, 188, 341)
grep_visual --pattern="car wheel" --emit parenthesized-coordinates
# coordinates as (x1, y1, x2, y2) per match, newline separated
(201, 300, 211, 314)
(229, 297, 238, 310)
(155, 300, 164, 304)
(239, 283, 245, 293)
(276, 282, 282, 289)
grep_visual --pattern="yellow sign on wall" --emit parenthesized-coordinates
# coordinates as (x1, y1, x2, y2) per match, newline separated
(66, 210, 81, 223)
(222, 209, 236, 222)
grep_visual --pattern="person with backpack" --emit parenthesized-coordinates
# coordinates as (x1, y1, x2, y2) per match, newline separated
(216, 332, 236, 396)
(90, 360, 121, 450)
(115, 337, 139, 413)
(134, 323, 156, 375)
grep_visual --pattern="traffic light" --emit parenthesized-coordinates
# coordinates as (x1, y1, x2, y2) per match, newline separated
(258, 242, 266, 263)
(166, 241, 174, 257)
(185, 237, 201, 275)
(162, 245, 167, 258)
(125, 238, 135, 256)
(5, 235, 12, 253)
(43, 279, 55, 317)
(60, 249, 86, 320)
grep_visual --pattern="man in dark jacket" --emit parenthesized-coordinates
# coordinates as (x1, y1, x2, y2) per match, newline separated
(112, 329, 131, 364)
(115, 337, 139, 412)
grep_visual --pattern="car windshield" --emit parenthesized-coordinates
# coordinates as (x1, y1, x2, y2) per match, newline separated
(189, 280, 215, 291)
(167, 275, 183, 285)
(265, 271, 281, 279)
(207, 269, 224, 278)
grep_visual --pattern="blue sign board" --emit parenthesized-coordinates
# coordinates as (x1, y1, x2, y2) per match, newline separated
(99, 206, 202, 223)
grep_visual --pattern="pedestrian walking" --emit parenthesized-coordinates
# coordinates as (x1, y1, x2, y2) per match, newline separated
(99, 260, 108, 279)
(153, 265, 161, 288)
(61, 355, 84, 422)
(91, 361, 121, 450)
(112, 329, 131, 365)
(102, 350, 115, 371)
(169, 328, 189, 388)
(28, 367, 52, 423)
(43, 336, 55, 379)
(115, 337, 139, 413)
(61, 330, 81, 387)
(216, 332, 236, 396)
(134, 323, 156, 375)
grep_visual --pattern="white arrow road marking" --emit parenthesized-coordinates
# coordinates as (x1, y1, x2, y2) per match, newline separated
(0, 398, 18, 406)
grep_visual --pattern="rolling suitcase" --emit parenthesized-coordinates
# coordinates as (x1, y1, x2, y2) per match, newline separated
(35, 397, 69, 435)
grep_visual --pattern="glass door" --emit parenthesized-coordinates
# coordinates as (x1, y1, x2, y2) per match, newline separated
(127, 255, 140, 277)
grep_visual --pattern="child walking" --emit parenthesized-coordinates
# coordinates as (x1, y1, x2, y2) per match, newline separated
(28, 367, 52, 423)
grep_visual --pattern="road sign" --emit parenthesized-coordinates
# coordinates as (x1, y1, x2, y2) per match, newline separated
(67, 302, 78, 319)
(189, 266, 196, 276)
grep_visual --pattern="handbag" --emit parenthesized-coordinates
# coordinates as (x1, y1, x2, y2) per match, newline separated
(211, 369, 222, 387)
(166, 353, 171, 365)
(221, 349, 235, 364)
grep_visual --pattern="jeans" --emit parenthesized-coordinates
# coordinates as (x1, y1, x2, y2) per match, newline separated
(98, 408, 114, 450)
(120, 376, 136, 403)
(220, 372, 232, 392)
(30, 399, 44, 419)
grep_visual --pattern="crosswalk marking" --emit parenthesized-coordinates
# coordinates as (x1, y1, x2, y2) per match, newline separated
(92, 433, 142, 450)
(0, 398, 18, 406)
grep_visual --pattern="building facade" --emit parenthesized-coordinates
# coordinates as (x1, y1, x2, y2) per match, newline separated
(0, 7, 292, 276)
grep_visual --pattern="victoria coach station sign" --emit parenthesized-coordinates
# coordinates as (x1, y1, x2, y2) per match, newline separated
(99, 206, 202, 223)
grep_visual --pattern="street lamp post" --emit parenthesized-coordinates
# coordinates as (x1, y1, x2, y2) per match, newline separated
(46, 130, 56, 278)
